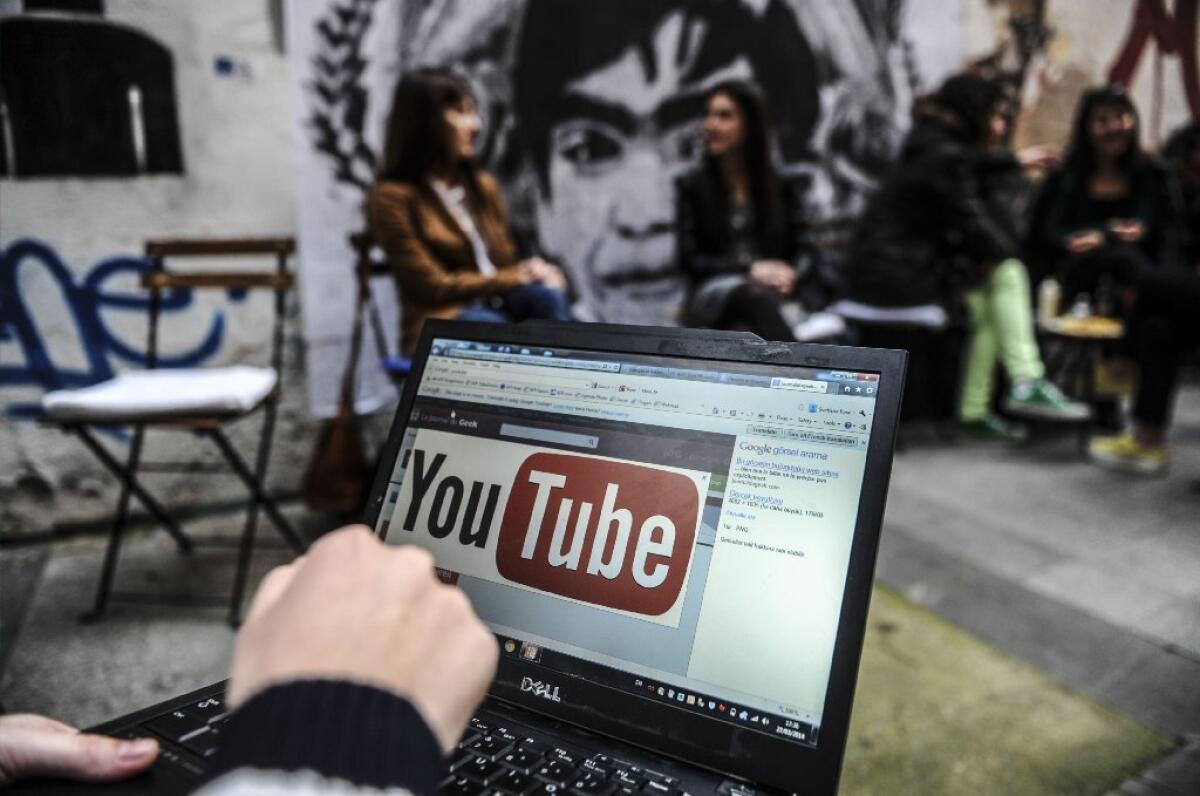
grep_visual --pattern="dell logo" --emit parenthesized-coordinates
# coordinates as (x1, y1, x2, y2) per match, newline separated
(521, 676, 562, 703)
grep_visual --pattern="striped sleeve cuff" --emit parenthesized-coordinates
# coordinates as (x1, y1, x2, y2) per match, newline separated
(209, 679, 443, 794)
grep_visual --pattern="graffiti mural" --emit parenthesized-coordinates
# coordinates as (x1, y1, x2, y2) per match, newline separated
(309, 0, 915, 323)
(0, 239, 225, 419)
(292, 0, 927, 412)
(1108, 0, 1200, 121)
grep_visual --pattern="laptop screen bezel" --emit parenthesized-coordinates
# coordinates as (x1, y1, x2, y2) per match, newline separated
(364, 320, 907, 796)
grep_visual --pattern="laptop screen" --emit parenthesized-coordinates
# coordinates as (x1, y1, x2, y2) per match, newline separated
(374, 336, 880, 751)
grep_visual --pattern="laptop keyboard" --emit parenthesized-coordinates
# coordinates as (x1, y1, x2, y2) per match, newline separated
(442, 716, 686, 796)
(133, 692, 695, 796)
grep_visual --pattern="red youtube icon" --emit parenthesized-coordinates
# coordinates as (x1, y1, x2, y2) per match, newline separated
(496, 452, 700, 615)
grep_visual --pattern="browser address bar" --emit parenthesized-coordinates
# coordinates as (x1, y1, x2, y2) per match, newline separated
(434, 360, 596, 389)
(769, 377, 828, 394)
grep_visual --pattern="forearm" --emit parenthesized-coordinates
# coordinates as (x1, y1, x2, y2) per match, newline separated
(393, 261, 525, 306)
(198, 680, 442, 795)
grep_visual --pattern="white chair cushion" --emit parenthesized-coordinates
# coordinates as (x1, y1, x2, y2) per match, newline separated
(827, 299, 948, 329)
(42, 367, 278, 420)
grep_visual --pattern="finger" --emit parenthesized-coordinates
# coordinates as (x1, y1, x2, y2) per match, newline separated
(3, 730, 158, 783)
(0, 714, 78, 735)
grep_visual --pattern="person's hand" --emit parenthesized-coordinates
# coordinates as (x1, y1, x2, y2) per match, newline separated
(226, 526, 499, 753)
(518, 257, 568, 291)
(1016, 145, 1061, 170)
(749, 259, 795, 296)
(1108, 218, 1145, 243)
(1065, 230, 1104, 254)
(0, 714, 158, 785)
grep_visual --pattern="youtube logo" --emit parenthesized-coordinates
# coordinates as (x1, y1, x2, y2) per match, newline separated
(395, 435, 705, 622)
(496, 452, 700, 616)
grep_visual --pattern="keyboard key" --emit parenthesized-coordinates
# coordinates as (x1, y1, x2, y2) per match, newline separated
(641, 781, 680, 796)
(534, 758, 577, 785)
(449, 751, 477, 772)
(460, 756, 506, 785)
(492, 768, 534, 794)
(553, 750, 579, 767)
(180, 725, 221, 759)
(441, 774, 489, 796)
(643, 772, 680, 787)
(468, 735, 514, 761)
(185, 695, 226, 722)
(570, 772, 617, 796)
(491, 726, 520, 743)
(527, 784, 568, 796)
(470, 718, 492, 734)
(456, 731, 482, 750)
(144, 710, 208, 743)
(156, 746, 207, 779)
(499, 749, 542, 774)
(520, 738, 552, 755)
(613, 771, 644, 789)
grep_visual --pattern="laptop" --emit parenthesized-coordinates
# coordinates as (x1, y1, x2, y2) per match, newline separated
(14, 320, 905, 795)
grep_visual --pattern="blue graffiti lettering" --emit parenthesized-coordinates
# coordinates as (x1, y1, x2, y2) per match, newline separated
(0, 238, 225, 419)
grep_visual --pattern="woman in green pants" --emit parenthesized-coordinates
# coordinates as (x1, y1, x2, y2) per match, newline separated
(847, 73, 1089, 437)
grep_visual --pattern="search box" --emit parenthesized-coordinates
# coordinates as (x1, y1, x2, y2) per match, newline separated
(769, 377, 828, 394)
(500, 424, 599, 449)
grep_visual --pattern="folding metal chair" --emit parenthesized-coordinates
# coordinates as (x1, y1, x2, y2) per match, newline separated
(41, 237, 307, 627)
(349, 230, 411, 383)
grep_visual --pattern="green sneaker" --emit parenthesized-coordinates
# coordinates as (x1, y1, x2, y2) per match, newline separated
(1003, 378, 1092, 422)
(959, 415, 1026, 442)
(1089, 433, 1168, 475)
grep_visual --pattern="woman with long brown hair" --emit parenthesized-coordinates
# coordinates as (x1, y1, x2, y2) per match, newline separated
(675, 80, 808, 341)
(369, 68, 571, 356)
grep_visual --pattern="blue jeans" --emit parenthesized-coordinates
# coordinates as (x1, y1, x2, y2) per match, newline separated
(456, 284, 573, 324)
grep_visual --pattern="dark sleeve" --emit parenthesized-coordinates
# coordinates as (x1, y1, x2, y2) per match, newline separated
(675, 176, 747, 279)
(932, 147, 1016, 266)
(209, 679, 443, 793)
(782, 176, 812, 277)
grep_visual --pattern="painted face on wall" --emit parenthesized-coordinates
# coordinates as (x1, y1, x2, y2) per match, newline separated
(533, 12, 751, 323)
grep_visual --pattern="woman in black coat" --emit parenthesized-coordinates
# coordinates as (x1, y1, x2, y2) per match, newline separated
(1025, 86, 1187, 309)
(675, 80, 807, 341)
(846, 73, 1088, 435)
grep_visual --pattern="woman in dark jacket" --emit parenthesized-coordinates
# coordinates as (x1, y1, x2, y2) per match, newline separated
(675, 81, 808, 341)
(846, 73, 1087, 436)
(1025, 86, 1187, 307)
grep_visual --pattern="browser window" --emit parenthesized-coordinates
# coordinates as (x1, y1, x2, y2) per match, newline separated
(375, 338, 880, 748)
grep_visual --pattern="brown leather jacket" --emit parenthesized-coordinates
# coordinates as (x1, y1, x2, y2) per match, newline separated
(368, 171, 525, 355)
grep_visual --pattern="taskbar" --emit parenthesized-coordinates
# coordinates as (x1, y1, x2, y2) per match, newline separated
(494, 632, 819, 749)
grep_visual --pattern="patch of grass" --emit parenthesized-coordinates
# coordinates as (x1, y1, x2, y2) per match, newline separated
(841, 588, 1177, 794)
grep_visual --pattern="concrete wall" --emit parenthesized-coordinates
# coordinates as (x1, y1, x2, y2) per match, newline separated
(0, 0, 316, 536)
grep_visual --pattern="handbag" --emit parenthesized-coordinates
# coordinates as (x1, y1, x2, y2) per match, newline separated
(301, 264, 370, 514)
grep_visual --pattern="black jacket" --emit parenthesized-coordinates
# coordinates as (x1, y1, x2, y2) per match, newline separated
(675, 165, 808, 282)
(845, 107, 1016, 307)
(1024, 157, 1189, 285)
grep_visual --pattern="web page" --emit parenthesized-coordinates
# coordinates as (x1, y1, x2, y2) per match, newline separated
(375, 339, 880, 748)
